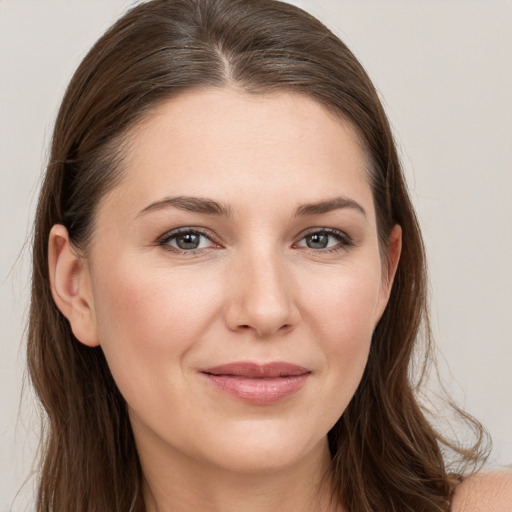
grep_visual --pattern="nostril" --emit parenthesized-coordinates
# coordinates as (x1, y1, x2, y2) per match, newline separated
(224, 298, 299, 336)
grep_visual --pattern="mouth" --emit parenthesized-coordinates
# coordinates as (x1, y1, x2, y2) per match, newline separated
(200, 362, 311, 405)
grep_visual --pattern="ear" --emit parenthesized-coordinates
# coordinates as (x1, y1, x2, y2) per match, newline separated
(375, 224, 402, 322)
(48, 224, 100, 347)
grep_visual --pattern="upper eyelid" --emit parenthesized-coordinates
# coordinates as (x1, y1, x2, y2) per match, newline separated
(295, 227, 351, 240)
(159, 226, 216, 242)
(158, 228, 220, 253)
(157, 226, 352, 247)
(294, 229, 354, 252)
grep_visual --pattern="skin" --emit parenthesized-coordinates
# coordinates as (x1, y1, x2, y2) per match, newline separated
(451, 471, 512, 512)
(49, 88, 402, 512)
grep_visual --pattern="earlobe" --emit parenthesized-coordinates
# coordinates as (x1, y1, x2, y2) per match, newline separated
(48, 224, 100, 347)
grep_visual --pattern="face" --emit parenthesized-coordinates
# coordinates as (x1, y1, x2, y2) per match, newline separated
(59, 88, 400, 476)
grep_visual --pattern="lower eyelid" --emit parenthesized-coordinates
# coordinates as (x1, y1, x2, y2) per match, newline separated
(158, 229, 216, 248)
(296, 229, 353, 247)
(157, 228, 353, 252)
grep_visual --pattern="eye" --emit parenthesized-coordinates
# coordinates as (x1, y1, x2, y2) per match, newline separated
(296, 229, 352, 251)
(159, 228, 217, 252)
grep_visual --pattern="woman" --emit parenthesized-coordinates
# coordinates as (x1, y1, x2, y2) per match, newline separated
(26, 0, 511, 511)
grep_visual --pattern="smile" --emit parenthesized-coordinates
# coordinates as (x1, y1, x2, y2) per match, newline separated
(201, 362, 311, 405)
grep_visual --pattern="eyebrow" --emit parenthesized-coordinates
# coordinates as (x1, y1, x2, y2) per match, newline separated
(294, 196, 367, 218)
(137, 196, 232, 218)
(137, 195, 366, 219)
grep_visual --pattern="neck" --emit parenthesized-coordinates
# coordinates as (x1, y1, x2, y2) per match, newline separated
(139, 435, 342, 512)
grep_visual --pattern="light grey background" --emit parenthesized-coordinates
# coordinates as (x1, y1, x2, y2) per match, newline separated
(1, 0, 511, 509)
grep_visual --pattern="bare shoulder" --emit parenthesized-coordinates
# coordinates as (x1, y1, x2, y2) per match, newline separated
(451, 469, 512, 512)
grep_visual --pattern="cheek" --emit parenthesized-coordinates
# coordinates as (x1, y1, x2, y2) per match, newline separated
(305, 264, 382, 344)
(301, 264, 382, 401)
(90, 260, 223, 395)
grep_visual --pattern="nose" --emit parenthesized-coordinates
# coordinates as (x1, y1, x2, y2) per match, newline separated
(224, 249, 300, 338)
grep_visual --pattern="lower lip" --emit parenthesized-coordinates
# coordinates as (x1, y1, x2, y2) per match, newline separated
(202, 373, 310, 405)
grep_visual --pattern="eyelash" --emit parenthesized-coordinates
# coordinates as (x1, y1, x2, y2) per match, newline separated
(157, 227, 219, 255)
(295, 228, 354, 253)
(157, 227, 354, 255)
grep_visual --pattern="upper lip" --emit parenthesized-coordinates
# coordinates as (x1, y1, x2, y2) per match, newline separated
(201, 362, 310, 378)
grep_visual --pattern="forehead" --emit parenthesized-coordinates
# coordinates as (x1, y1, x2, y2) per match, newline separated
(101, 88, 374, 221)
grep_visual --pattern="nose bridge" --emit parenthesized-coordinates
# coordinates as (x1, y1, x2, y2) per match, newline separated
(225, 242, 298, 337)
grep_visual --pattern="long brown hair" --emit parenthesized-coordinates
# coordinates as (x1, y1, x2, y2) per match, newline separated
(27, 1, 488, 510)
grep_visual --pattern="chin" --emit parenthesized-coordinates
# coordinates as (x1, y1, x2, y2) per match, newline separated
(187, 418, 331, 476)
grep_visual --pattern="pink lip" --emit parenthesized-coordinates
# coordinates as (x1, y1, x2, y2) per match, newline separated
(201, 362, 310, 405)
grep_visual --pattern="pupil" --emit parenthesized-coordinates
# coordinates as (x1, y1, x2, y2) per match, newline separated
(307, 233, 328, 249)
(177, 233, 200, 249)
